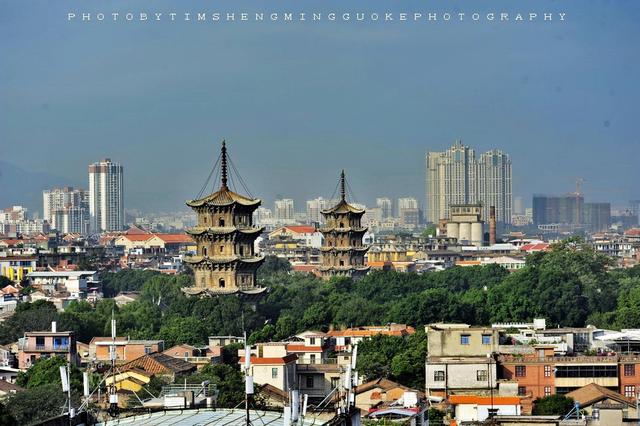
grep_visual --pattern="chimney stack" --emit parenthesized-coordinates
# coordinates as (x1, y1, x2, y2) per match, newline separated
(51, 321, 57, 333)
(489, 206, 497, 246)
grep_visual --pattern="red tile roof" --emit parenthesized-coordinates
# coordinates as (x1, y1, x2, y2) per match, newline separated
(156, 234, 193, 243)
(520, 243, 550, 252)
(239, 354, 298, 365)
(285, 226, 316, 234)
(286, 344, 324, 353)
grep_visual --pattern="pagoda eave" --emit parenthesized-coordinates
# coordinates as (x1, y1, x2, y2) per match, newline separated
(184, 255, 265, 266)
(187, 226, 264, 236)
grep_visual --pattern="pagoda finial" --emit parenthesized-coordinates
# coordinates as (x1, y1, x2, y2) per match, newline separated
(221, 140, 228, 190)
(340, 170, 346, 202)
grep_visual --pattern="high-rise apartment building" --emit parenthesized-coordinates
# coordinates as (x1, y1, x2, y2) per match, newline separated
(43, 187, 89, 234)
(425, 141, 512, 224)
(88, 159, 124, 233)
(274, 199, 295, 222)
(532, 194, 584, 226)
(397, 197, 420, 228)
(376, 197, 393, 219)
(306, 197, 328, 223)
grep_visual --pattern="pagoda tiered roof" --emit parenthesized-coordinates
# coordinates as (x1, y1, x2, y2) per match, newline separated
(318, 226, 368, 233)
(186, 226, 264, 236)
(186, 187, 261, 208)
(319, 246, 370, 252)
(321, 199, 365, 215)
(318, 265, 371, 272)
(184, 254, 265, 265)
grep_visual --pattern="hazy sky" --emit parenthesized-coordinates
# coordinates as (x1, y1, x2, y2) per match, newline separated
(1, 0, 639, 214)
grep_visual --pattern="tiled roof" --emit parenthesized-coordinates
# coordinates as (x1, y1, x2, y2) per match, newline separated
(0, 380, 24, 393)
(239, 354, 298, 365)
(120, 352, 196, 375)
(566, 383, 634, 408)
(355, 378, 424, 398)
(186, 188, 260, 208)
(520, 243, 550, 252)
(285, 226, 316, 234)
(321, 200, 365, 215)
(286, 344, 324, 353)
(155, 234, 193, 243)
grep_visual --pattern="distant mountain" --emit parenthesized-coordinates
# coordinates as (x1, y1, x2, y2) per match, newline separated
(0, 161, 78, 216)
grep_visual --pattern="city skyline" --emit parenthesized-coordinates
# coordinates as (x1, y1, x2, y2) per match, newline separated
(1, 1, 639, 213)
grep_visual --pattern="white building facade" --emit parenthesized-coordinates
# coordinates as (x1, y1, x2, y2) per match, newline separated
(88, 159, 124, 233)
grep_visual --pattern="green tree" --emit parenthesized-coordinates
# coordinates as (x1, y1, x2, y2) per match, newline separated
(185, 364, 244, 407)
(5, 383, 79, 425)
(16, 356, 82, 391)
(159, 316, 208, 347)
(0, 300, 58, 345)
(532, 395, 575, 415)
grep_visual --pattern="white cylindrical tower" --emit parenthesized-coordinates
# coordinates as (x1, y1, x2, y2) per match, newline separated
(446, 222, 459, 240)
(459, 222, 471, 243)
(471, 222, 483, 247)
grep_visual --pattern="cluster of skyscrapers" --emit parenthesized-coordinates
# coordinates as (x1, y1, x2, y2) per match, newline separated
(42, 159, 124, 235)
(425, 140, 513, 225)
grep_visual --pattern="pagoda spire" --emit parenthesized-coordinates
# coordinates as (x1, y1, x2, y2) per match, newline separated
(221, 140, 228, 190)
(340, 170, 346, 202)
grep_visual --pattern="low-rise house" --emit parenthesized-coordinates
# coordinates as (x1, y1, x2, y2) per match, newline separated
(328, 324, 416, 353)
(0, 256, 37, 283)
(26, 270, 98, 298)
(239, 343, 298, 393)
(163, 344, 213, 368)
(449, 395, 521, 423)
(354, 378, 425, 413)
(0, 366, 19, 383)
(119, 352, 196, 381)
(113, 292, 140, 307)
(17, 322, 78, 369)
(426, 324, 500, 398)
(565, 383, 637, 418)
(0, 380, 24, 398)
(89, 337, 164, 363)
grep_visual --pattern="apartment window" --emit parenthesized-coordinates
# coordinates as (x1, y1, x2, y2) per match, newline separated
(310, 337, 316, 345)
(544, 386, 552, 397)
(625, 385, 636, 398)
(272, 368, 278, 379)
(482, 334, 491, 345)
(306, 376, 314, 388)
(515, 365, 526, 377)
(625, 364, 635, 377)
(35, 337, 45, 350)
(310, 354, 317, 364)
(219, 278, 225, 288)
(219, 218, 225, 227)
(434, 371, 445, 382)
(460, 335, 470, 345)
(144, 346, 152, 354)
(544, 365, 552, 377)
(477, 370, 488, 382)
(555, 365, 617, 378)
(518, 386, 527, 396)
(331, 377, 340, 389)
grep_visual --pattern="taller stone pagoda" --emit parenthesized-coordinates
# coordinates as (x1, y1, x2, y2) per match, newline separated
(184, 141, 265, 296)
(319, 170, 370, 280)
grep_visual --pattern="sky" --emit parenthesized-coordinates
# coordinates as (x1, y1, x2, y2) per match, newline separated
(1, 0, 639, 214)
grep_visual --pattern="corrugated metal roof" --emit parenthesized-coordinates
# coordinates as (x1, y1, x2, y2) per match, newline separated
(97, 408, 331, 425)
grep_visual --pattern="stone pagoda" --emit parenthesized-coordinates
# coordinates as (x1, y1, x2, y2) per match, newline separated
(319, 170, 370, 280)
(184, 141, 265, 296)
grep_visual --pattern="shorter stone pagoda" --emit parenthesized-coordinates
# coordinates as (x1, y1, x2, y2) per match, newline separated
(318, 170, 370, 280)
